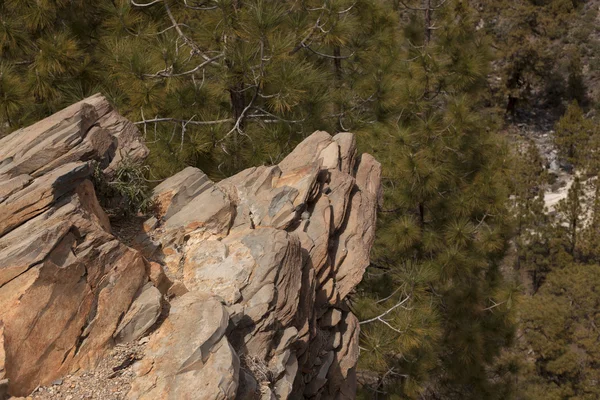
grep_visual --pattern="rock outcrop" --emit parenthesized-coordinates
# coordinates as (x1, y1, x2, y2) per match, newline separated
(0, 95, 381, 399)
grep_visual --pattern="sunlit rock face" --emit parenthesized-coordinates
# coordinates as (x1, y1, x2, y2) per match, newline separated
(0, 95, 381, 399)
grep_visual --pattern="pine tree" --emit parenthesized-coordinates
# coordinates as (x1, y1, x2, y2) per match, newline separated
(554, 100, 594, 169)
(556, 176, 584, 256)
(510, 140, 551, 291)
(356, 1, 516, 398)
(579, 177, 600, 263)
(518, 263, 600, 399)
(96, 0, 388, 178)
(1, 0, 388, 178)
(579, 125, 600, 262)
(566, 48, 586, 105)
(0, 0, 108, 132)
(477, 0, 584, 112)
(504, 63, 600, 400)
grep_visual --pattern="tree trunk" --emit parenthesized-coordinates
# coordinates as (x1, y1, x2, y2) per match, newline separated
(4, 105, 12, 127)
(229, 82, 246, 129)
(228, 81, 246, 169)
(570, 216, 578, 256)
(506, 95, 518, 117)
(422, 0, 433, 101)
(424, 0, 432, 45)
(333, 46, 344, 131)
(333, 46, 343, 80)
(226, 0, 245, 169)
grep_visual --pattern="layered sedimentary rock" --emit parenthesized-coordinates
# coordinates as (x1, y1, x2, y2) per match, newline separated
(0, 95, 381, 399)
(0, 95, 148, 397)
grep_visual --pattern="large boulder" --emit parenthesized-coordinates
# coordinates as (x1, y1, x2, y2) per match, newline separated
(0, 95, 150, 396)
(140, 130, 381, 399)
(127, 292, 239, 400)
(0, 95, 381, 399)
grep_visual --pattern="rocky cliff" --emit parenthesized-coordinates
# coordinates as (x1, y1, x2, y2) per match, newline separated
(0, 95, 381, 399)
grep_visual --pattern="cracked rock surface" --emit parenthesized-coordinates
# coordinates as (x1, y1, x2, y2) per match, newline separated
(0, 95, 381, 400)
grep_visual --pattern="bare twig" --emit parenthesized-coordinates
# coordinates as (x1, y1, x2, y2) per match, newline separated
(134, 117, 232, 126)
(248, 107, 305, 124)
(131, 0, 162, 7)
(483, 299, 508, 312)
(303, 45, 355, 59)
(376, 287, 403, 304)
(163, 1, 215, 63)
(143, 53, 224, 78)
(359, 296, 411, 326)
(338, 2, 357, 14)
(184, 0, 218, 10)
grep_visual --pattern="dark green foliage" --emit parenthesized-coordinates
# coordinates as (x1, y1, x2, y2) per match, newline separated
(0, 0, 107, 128)
(95, 0, 390, 178)
(1, 0, 385, 179)
(518, 264, 600, 399)
(554, 100, 594, 167)
(355, 1, 517, 398)
(109, 157, 154, 214)
(506, 93, 600, 398)
(476, 0, 592, 112)
(566, 49, 587, 105)
(556, 176, 584, 256)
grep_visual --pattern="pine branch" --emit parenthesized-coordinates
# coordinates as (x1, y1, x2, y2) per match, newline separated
(134, 117, 232, 125)
(131, 0, 162, 7)
(338, 3, 357, 14)
(303, 45, 355, 59)
(376, 287, 402, 304)
(290, 12, 327, 55)
(482, 299, 508, 312)
(142, 53, 224, 78)
(359, 295, 412, 325)
(183, 0, 217, 10)
(162, 0, 216, 63)
(246, 108, 305, 124)
(218, 85, 259, 143)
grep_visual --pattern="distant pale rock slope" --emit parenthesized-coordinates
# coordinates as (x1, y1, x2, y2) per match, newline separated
(0, 95, 381, 399)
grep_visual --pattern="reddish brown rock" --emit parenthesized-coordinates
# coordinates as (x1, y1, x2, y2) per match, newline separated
(0, 95, 150, 396)
(331, 154, 382, 299)
(151, 166, 213, 220)
(0, 97, 381, 400)
(0, 162, 91, 237)
(142, 130, 381, 399)
(146, 261, 172, 294)
(127, 292, 238, 400)
(0, 185, 148, 396)
(0, 324, 6, 380)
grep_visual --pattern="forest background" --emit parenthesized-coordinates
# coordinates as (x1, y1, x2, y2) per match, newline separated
(1, 0, 600, 398)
